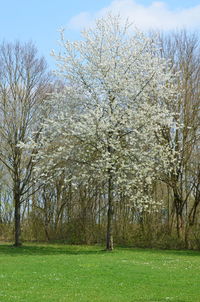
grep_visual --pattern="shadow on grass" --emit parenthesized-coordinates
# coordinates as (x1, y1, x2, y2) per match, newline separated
(0, 243, 107, 256)
(0, 243, 199, 257)
(118, 246, 200, 257)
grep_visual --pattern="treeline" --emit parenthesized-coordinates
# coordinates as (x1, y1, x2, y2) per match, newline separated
(0, 19, 199, 250)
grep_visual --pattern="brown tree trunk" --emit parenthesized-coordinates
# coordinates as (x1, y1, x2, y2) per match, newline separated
(13, 188, 21, 247)
(106, 172, 114, 251)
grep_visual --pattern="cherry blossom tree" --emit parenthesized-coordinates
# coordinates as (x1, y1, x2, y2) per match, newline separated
(32, 15, 179, 250)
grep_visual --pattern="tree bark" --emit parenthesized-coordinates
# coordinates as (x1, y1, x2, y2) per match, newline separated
(106, 172, 114, 251)
(13, 188, 21, 247)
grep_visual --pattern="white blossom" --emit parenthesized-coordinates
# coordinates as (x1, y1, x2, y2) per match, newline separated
(31, 15, 179, 211)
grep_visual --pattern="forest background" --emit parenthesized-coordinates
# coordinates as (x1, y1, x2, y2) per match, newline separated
(0, 0, 199, 250)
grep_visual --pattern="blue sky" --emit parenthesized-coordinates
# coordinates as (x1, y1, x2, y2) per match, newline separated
(0, 0, 199, 69)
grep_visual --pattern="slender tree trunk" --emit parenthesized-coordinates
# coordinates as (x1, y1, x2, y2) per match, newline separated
(176, 212, 181, 239)
(44, 223, 50, 241)
(167, 185, 171, 233)
(13, 187, 21, 247)
(106, 172, 114, 251)
(184, 223, 190, 249)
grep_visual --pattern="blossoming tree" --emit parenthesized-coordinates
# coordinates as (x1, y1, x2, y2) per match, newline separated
(33, 15, 178, 250)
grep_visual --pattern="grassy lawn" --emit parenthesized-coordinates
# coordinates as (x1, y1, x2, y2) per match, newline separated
(0, 243, 200, 302)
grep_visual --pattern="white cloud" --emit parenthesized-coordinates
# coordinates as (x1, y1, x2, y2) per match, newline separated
(68, 0, 200, 31)
(68, 12, 93, 30)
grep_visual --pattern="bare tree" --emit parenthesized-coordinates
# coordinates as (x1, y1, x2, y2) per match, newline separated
(0, 41, 50, 246)
(159, 30, 200, 242)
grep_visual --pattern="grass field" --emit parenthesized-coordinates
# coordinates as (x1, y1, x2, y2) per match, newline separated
(0, 243, 200, 302)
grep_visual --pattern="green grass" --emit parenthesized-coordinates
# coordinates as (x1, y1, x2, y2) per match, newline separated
(0, 243, 200, 302)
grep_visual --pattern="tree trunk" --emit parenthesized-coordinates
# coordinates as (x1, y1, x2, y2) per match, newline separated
(13, 188, 21, 247)
(184, 223, 191, 249)
(106, 172, 114, 251)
